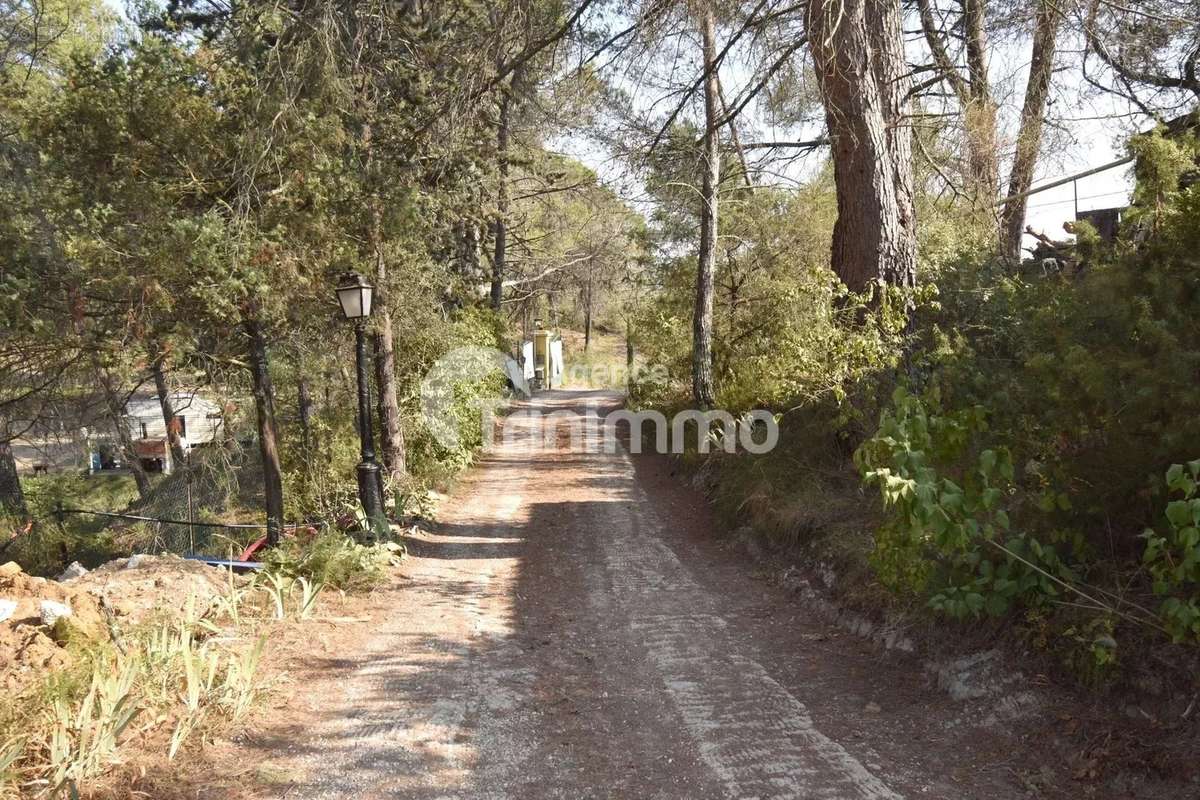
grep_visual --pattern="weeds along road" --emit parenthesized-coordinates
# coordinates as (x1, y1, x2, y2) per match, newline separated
(252, 390, 1079, 800)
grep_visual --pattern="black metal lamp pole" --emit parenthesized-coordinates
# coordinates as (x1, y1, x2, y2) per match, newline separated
(337, 272, 386, 537)
(353, 318, 385, 529)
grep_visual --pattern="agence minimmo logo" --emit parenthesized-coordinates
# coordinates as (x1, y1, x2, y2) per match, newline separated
(420, 346, 779, 455)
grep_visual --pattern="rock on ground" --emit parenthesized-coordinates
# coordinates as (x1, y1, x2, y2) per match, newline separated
(57, 561, 89, 581)
(0, 560, 105, 694)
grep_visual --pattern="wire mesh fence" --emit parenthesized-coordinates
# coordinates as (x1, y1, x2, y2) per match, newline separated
(56, 439, 286, 557)
(54, 505, 273, 556)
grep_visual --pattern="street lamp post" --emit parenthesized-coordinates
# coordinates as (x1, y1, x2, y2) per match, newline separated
(336, 272, 387, 536)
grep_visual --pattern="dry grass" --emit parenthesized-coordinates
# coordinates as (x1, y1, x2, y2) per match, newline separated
(0, 568, 335, 798)
(680, 409, 892, 609)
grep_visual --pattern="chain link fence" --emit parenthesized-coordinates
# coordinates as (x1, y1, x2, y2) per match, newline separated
(58, 439, 280, 556)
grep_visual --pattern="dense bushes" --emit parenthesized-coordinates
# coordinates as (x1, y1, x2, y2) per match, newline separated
(859, 391, 1036, 619)
(400, 306, 510, 484)
(869, 175, 1200, 639)
(915, 202, 1200, 550)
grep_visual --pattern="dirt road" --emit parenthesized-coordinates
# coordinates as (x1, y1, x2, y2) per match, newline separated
(227, 390, 1153, 799)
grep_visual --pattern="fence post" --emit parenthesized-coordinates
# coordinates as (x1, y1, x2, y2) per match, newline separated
(187, 460, 195, 553)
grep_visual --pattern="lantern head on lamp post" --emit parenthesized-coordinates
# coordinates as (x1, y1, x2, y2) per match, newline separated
(336, 271, 374, 322)
(336, 272, 387, 538)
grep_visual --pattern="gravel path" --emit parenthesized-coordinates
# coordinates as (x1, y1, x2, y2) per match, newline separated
(260, 390, 1070, 799)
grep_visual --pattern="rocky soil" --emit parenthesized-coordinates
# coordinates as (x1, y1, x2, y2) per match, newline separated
(0, 554, 239, 696)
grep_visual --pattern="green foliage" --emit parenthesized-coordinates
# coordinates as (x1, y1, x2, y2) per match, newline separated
(916, 186, 1200, 544)
(20, 473, 86, 521)
(846, 183, 1200, 659)
(1142, 460, 1200, 642)
(1128, 128, 1200, 229)
(260, 529, 401, 592)
(1, 0, 643, 585)
(403, 306, 509, 485)
(10, 474, 141, 577)
(5, 471, 141, 576)
(857, 390, 1072, 619)
(639, 174, 1200, 658)
(21, 474, 140, 522)
(632, 180, 910, 423)
(281, 418, 362, 523)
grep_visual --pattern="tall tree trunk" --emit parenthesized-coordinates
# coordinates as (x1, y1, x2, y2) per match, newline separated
(368, 297, 406, 490)
(963, 0, 999, 203)
(583, 272, 593, 352)
(916, 0, 998, 206)
(490, 83, 511, 311)
(807, 0, 917, 294)
(0, 432, 25, 516)
(456, 219, 481, 278)
(361, 117, 407, 485)
(296, 374, 315, 501)
(628, 319, 638, 369)
(692, 2, 720, 410)
(1000, 0, 1061, 260)
(95, 367, 152, 499)
(149, 345, 188, 468)
(372, 328, 406, 480)
(243, 315, 284, 546)
(347, 0, 407, 490)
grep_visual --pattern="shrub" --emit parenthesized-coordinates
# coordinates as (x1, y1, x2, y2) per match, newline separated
(1142, 460, 1200, 642)
(281, 416, 362, 523)
(857, 389, 1075, 619)
(403, 308, 510, 486)
(913, 184, 1200, 566)
(260, 529, 401, 592)
(0, 592, 272, 797)
(843, 182, 1200, 672)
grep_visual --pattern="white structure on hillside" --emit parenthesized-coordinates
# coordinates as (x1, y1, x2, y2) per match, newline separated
(121, 392, 224, 474)
(12, 391, 226, 475)
(123, 392, 223, 446)
(522, 325, 563, 390)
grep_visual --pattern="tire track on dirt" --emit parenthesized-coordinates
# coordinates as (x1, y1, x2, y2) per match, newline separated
(586, 440, 902, 800)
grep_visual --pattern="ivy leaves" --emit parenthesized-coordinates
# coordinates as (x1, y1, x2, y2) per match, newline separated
(1142, 460, 1200, 642)
(861, 394, 1200, 644)
(857, 389, 1068, 621)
